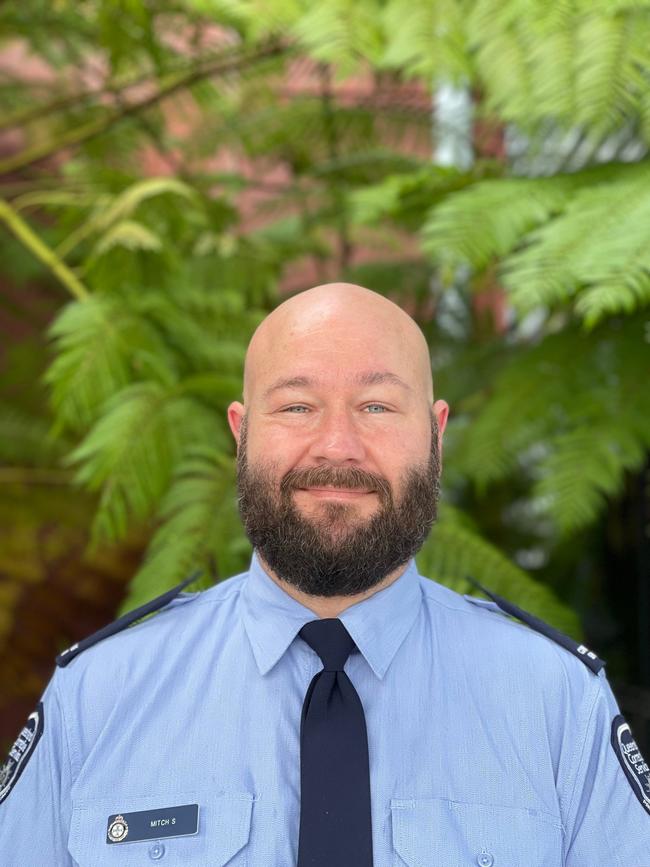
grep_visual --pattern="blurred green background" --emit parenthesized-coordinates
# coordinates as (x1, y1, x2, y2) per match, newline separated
(1, 0, 649, 749)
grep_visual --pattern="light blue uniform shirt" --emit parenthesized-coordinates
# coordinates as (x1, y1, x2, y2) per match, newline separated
(1, 551, 649, 865)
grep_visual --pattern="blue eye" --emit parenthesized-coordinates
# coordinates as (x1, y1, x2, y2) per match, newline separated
(281, 404, 388, 414)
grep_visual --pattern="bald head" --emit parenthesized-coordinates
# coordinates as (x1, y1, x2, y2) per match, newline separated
(243, 282, 433, 406)
(228, 281, 448, 606)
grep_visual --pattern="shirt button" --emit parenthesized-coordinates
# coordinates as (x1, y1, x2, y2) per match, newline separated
(477, 854, 494, 867)
(149, 842, 165, 860)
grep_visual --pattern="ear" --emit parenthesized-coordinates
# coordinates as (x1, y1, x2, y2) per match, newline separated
(227, 401, 245, 448)
(433, 399, 449, 451)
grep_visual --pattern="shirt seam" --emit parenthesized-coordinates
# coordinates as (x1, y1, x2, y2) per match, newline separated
(560, 674, 605, 859)
(124, 583, 245, 631)
(421, 585, 590, 665)
(53, 668, 75, 859)
(54, 669, 76, 785)
(175, 582, 244, 610)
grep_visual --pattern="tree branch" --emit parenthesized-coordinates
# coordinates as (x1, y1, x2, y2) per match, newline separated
(0, 39, 289, 179)
(0, 198, 90, 300)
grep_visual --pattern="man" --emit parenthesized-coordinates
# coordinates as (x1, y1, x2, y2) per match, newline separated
(0, 282, 648, 865)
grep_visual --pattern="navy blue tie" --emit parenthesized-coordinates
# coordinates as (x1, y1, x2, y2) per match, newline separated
(297, 618, 374, 867)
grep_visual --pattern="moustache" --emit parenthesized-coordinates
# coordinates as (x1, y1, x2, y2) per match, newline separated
(280, 465, 391, 500)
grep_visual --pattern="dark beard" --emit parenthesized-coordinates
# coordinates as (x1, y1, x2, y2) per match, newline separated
(236, 412, 441, 597)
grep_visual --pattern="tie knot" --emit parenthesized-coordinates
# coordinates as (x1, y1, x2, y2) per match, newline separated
(298, 618, 356, 671)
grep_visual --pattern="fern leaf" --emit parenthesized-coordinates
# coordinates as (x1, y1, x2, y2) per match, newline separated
(68, 380, 227, 543)
(422, 174, 581, 270)
(97, 177, 197, 231)
(445, 317, 650, 535)
(93, 220, 163, 256)
(290, 0, 385, 76)
(534, 423, 649, 536)
(45, 295, 173, 432)
(69, 383, 180, 542)
(504, 164, 650, 319)
(350, 165, 472, 230)
(120, 447, 247, 609)
(418, 504, 580, 635)
(467, 1, 650, 140)
(381, 0, 469, 81)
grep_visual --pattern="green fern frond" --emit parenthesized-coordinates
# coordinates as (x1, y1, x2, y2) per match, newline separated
(69, 382, 181, 542)
(97, 178, 197, 230)
(204, 0, 303, 41)
(69, 377, 230, 545)
(534, 424, 648, 535)
(418, 504, 580, 635)
(467, 1, 650, 140)
(120, 447, 247, 610)
(504, 164, 650, 320)
(290, 0, 385, 75)
(45, 295, 174, 432)
(350, 165, 472, 230)
(467, 0, 537, 121)
(446, 318, 650, 533)
(135, 296, 248, 375)
(422, 162, 650, 324)
(576, 274, 650, 327)
(573, 14, 628, 134)
(381, 0, 469, 81)
(13, 190, 101, 212)
(93, 220, 163, 255)
(422, 174, 581, 270)
(55, 177, 196, 258)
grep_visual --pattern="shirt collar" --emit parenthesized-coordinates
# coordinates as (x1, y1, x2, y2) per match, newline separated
(239, 549, 423, 679)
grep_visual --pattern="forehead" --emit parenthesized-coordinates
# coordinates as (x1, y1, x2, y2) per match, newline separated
(245, 301, 430, 402)
(262, 369, 412, 401)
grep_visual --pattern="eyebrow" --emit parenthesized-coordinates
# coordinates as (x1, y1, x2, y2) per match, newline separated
(262, 370, 412, 400)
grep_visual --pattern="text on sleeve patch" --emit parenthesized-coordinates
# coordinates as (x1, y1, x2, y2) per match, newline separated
(0, 702, 44, 805)
(611, 714, 650, 817)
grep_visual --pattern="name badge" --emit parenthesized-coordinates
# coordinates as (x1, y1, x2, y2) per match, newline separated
(106, 803, 199, 844)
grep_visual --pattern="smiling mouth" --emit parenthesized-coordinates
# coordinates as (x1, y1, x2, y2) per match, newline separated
(298, 487, 375, 495)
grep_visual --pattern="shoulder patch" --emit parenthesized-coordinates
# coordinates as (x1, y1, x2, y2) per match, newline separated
(56, 570, 202, 667)
(611, 715, 650, 816)
(0, 702, 44, 805)
(465, 579, 605, 675)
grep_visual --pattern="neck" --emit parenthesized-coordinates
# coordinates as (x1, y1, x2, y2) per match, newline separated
(255, 552, 409, 618)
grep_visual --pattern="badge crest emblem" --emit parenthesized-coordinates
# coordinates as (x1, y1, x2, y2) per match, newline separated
(107, 815, 129, 843)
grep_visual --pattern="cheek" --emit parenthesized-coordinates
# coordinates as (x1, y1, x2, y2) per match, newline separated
(380, 431, 427, 468)
(378, 437, 431, 491)
(248, 425, 306, 468)
(247, 426, 305, 475)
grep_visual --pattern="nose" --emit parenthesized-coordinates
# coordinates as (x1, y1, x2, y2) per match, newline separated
(307, 408, 367, 465)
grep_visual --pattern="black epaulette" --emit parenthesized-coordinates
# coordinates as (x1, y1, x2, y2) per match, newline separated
(56, 571, 202, 668)
(466, 578, 606, 675)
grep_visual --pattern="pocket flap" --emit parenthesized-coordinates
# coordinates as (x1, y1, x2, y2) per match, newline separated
(391, 797, 562, 867)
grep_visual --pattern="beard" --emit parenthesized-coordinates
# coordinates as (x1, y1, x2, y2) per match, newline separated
(236, 412, 441, 597)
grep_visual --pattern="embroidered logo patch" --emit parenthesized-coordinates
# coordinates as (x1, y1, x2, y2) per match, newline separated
(0, 702, 44, 805)
(611, 715, 650, 816)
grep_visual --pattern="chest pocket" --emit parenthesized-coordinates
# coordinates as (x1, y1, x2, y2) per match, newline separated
(68, 791, 253, 866)
(391, 798, 563, 867)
